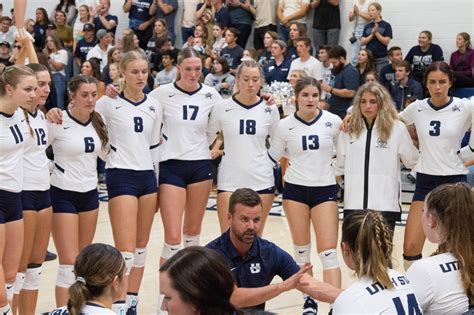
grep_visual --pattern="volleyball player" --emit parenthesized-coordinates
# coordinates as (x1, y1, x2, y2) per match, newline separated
(268, 78, 342, 304)
(0, 65, 37, 314)
(407, 183, 473, 313)
(207, 59, 280, 235)
(148, 48, 221, 264)
(15, 64, 53, 314)
(401, 61, 474, 270)
(334, 82, 419, 232)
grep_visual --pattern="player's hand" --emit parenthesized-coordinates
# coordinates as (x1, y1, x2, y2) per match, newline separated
(340, 113, 352, 132)
(106, 84, 120, 98)
(211, 148, 223, 159)
(279, 263, 312, 292)
(261, 93, 275, 106)
(46, 108, 63, 124)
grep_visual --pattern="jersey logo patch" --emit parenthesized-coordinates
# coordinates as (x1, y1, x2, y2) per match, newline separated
(264, 107, 272, 114)
(225, 108, 233, 112)
(375, 138, 388, 148)
(149, 106, 155, 112)
(452, 104, 461, 112)
(250, 263, 261, 274)
(325, 122, 333, 128)
(205, 92, 213, 99)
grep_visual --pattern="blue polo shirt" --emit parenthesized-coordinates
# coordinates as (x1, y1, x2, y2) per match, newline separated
(206, 230, 300, 310)
(328, 63, 360, 119)
(264, 57, 292, 84)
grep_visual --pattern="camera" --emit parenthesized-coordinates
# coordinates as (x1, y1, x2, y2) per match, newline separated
(349, 35, 357, 44)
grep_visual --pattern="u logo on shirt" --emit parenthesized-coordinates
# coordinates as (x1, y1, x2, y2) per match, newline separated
(250, 263, 261, 274)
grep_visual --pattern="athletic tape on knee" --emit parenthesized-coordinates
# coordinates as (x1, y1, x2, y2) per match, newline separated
(183, 234, 200, 248)
(133, 248, 147, 268)
(403, 254, 422, 271)
(161, 243, 182, 260)
(319, 248, 339, 270)
(5, 283, 14, 302)
(56, 265, 75, 288)
(293, 244, 311, 266)
(121, 252, 134, 276)
(23, 265, 43, 290)
(14, 272, 25, 294)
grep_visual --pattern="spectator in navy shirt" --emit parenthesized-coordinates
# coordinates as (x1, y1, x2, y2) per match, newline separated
(212, 0, 230, 27)
(379, 46, 403, 88)
(220, 27, 244, 74)
(360, 2, 392, 72)
(389, 61, 423, 111)
(93, 0, 118, 37)
(123, 0, 155, 50)
(405, 30, 444, 84)
(34, 8, 51, 50)
(74, 23, 96, 66)
(206, 188, 313, 312)
(264, 39, 292, 84)
(150, 0, 178, 44)
(321, 45, 359, 119)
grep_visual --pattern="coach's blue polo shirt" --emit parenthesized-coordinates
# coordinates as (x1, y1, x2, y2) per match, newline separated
(264, 57, 293, 84)
(206, 230, 300, 310)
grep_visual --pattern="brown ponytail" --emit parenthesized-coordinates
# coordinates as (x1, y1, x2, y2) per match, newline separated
(342, 211, 394, 289)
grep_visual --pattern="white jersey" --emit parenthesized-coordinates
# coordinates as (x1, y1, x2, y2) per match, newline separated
(459, 98, 474, 162)
(407, 252, 469, 314)
(50, 303, 115, 314)
(48, 110, 105, 192)
(150, 83, 222, 162)
(333, 269, 422, 314)
(269, 111, 341, 187)
(399, 97, 473, 175)
(22, 109, 50, 191)
(96, 93, 162, 171)
(208, 97, 279, 191)
(287, 56, 323, 81)
(334, 120, 419, 213)
(0, 108, 27, 192)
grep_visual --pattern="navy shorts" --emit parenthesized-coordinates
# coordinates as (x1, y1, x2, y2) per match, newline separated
(217, 187, 276, 194)
(21, 190, 51, 211)
(412, 173, 467, 202)
(106, 168, 157, 199)
(50, 186, 99, 214)
(283, 182, 337, 209)
(0, 190, 23, 223)
(159, 159, 212, 188)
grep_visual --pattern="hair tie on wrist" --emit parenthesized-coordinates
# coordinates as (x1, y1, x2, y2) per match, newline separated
(76, 276, 86, 285)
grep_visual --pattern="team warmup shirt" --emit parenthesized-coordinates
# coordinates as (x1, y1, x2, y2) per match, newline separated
(48, 110, 106, 192)
(208, 97, 279, 191)
(23, 109, 50, 191)
(149, 83, 221, 162)
(96, 93, 162, 171)
(0, 108, 27, 192)
(334, 120, 419, 214)
(269, 111, 341, 187)
(399, 97, 473, 175)
(407, 252, 470, 314)
(333, 269, 422, 314)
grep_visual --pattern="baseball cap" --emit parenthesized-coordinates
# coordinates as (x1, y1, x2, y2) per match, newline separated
(83, 23, 94, 32)
(0, 41, 10, 48)
(96, 29, 107, 39)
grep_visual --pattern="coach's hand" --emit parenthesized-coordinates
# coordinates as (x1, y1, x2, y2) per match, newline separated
(46, 108, 63, 124)
(279, 263, 312, 292)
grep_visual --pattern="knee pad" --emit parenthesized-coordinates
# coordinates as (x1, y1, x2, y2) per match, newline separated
(126, 293, 139, 309)
(121, 252, 134, 276)
(183, 234, 200, 248)
(161, 243, 182, 260)
(0, 304, 12, 315)
(133, 248, 147, 268)
(14, 272, 25, 294)
(293, 244, 311, 266)
(403, 254, 422, 271)
(5, 283, 14, 302)
(56, 264, 75, 288)
(319, 249, 339, 270)
(23, 265, 43, 290)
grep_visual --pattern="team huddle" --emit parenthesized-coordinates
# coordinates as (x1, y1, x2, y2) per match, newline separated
(1, 13, 474, 315)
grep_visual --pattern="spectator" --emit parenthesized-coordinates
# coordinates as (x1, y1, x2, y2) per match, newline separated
(258, 31, 278, 67)
(348, 0, 374, 65)
(319, 45, 333, 100)
(0, 41, 13, 70)
(207, 23, 227, 63)
(287, 69, 309, 116)
(405, 30, 444, 84)
(211, 0, 230, 28)
(74, 22, 96, 66)
(355, 48, 375, 85)
(220, 27, 244, 74)
(379, 46, 403, 88)
(51, 0, 77, 26)
(181, 0, 199, 43)
(54, 10, 73, 50)
(45, 34, 69, 109)
(121, 32, 141, 54)
(360, 2, 392, 72)
(206, 188, 312, 312)
(204, 57, 234, 97)
(242, 48, 258, 62)
(0, 16, 14, 47)
(253, 0, 278, 52)
(93, 0, 118, 37)
(34, 8, 51, 50)
(389, 61, 423, 111)
(154, 49, 177, 88)
(123, 0, 155, 50)
(102, 46, 121, 84)
(277, 0, 310, 43)
(322, 45, 359, 119)
(286, 22, 312, 60)
(80, 58, 106, 97)
(150, 0, 178, 44)
(146, 19, 168, 67)
(264, 39, 292, 84)
(151, 36, 180, 75)
(364, 69, 378, 83)
(86, 29, 112, 71)
(227, 0, 255, 48)
(73, 4, 93, 47)
(311, 0, 340, 55)
(450, 32, 474, 87)
(108, 62, 122, 88)
(287, 37, 323, 81)
(196, 0, 215, 48)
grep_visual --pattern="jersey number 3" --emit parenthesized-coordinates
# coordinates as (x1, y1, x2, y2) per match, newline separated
(429, 120, 441, 136)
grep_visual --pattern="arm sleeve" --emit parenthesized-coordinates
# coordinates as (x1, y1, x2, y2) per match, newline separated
(333, 131, 347, 176)
(398, 123, 419, 170)
(207, 103, 222, 145)
(47, 121, 58, 146)
(268, 105, 281, 138)
(399, 101, 416, 125)
(405, 47, 415, 64)
(150, 106, 163, 185)
(434, 45, 444, 61)
(343, 68, 360, 92)
(406, 262, 435, 312)
(458, 99, 474, 161)
(384, 21, 393, 38)
(274, 245, 300, 280)
(268, 122, 286, 164)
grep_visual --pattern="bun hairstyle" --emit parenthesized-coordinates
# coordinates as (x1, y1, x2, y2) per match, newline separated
(68, 243, 125, 315)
